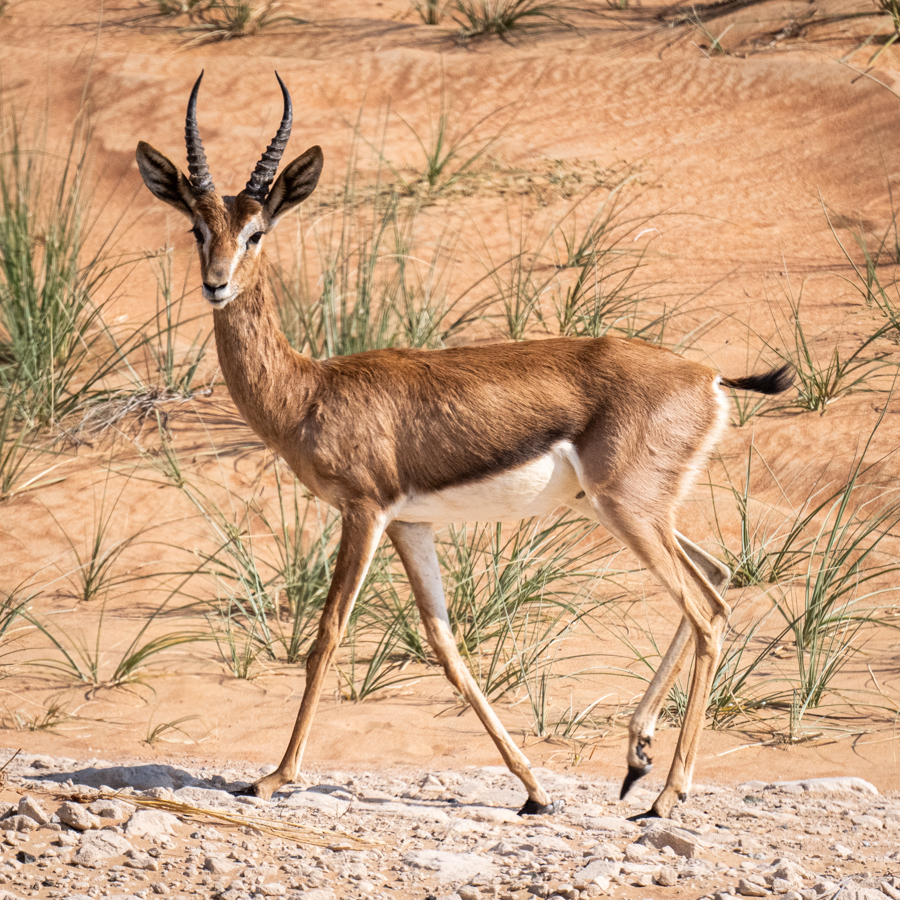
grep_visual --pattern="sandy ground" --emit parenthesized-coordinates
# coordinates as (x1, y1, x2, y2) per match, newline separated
(2, 1, 900, 893)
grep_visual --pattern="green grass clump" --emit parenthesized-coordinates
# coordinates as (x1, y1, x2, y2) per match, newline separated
(0, 116, 123, 428)
(453, 0, 574, 40)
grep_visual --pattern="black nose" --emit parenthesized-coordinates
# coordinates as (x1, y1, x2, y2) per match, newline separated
(203, 281, 227, 293)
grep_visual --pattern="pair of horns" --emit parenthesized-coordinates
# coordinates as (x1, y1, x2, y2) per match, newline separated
(185, 70, 293, 202)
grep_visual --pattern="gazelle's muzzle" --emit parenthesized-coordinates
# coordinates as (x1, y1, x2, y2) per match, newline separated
(202, 280, 235, 306)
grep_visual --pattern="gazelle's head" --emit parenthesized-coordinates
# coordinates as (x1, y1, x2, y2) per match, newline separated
(136, 72, 323, 308)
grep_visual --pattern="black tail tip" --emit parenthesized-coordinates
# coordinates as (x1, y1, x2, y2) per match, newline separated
(722, 363, 793, 396)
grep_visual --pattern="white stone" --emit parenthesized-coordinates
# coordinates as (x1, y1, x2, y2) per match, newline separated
(640, 822, 704, 858)
(358, 801, 449, 822)
(124, 854, 160, 871)
(655, 866, 678, 887)
(258, 885, 287, 897)
(283, 790, 350, 817)
(57, 802, 101, 832)
(577, 861, 620, 884)
(767, 778, 878, 798)
(203, 856, 236, 875)
(80, 830, 133, 857)
(404, 850, 497, 885)
(2, 815, 38, 832)
(457, 806, 520, 824)
(72, 844, 107, 867)
(88, 799, 132, 819)
(833, 885, 893, 900)
(125, 809, 179, 839)
(16, 796, 49, 825)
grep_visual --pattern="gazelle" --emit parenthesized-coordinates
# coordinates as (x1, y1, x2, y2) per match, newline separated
(136, 72, 791, 818)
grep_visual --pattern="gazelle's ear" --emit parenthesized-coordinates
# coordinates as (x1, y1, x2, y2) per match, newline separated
(265, 146, 323, 224)
(136, 141, 197, 219)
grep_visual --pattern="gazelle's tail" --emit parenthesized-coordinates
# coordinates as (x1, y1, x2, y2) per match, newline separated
(721, 364, 793, 395)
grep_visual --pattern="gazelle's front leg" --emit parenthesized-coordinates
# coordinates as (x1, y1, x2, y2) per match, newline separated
(621, 534, 731, 801)
(244, 505, 388, 800)
(388, 521, 561, 815)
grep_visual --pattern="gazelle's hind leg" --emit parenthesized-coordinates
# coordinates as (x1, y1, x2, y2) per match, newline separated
(620, 533, 731, 801)
(585, 496, 730, 817)
(387, 520, 562, 816)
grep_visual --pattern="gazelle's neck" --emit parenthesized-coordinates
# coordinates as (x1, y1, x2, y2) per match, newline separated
(212, 254, 319, 448)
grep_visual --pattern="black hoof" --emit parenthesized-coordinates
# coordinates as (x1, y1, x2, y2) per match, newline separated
(231, 783, 259, 797)
(518, 798, 565, 816)
(627, 808, 661, 822)
(619, 764, 651, 800)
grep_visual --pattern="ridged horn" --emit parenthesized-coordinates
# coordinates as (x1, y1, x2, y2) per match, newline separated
(185, 71, 215, 195)
(244, 72, 292, 202)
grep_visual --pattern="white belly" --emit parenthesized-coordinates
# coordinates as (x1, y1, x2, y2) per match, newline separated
(396, 441, 587, 525)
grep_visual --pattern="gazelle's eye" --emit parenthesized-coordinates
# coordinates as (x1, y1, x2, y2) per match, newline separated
(247, 231, 264, 247)
(190, 226, 203, 243)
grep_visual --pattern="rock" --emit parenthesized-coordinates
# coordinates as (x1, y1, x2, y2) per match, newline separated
(458, 806, 521, 824)
(357, 801, 449, 822)
(80, 830, 133, 857)
(715, 893, 740, 900)
(592, 842, 624, 860)
(2, 815, 39, 832)
(640, 822, 704, 858)
(404, 850, 497, 885)
(783, 893, 803, 900)
(812, 881, 839, 896)
(624, 843, 649, 861)
(850, 815, 882, 829)
(88, 799, 132, 819)
(527, 885, 550, 898)
(520, 835, 571, 853)
(257, 885, 287, 897)
(204, 856, 236, 875)
(582, 816, 638, 833)
(16, 796, 49, 825)
(73, 844, 108, 867)
(655, 866, 678, 886)
(296, 891, 337, 900)
(773, 880, 793, 895)
(833, 884, 893, 900)
(766, 861, 807, 887)
(124, 854, 160, 871)
(141, 787, 174, 800)
(57, 802, 101, 831)
(125, 809, 179, 839)
(767, 778, 878, 798)
(738, 879, 768, 897)
(459, 888, 482, 900)
(44, 764, 199, 792)
(576, 860, 620, 884)
(172, 786, 238, 809)
(283, 790, 350, 817)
